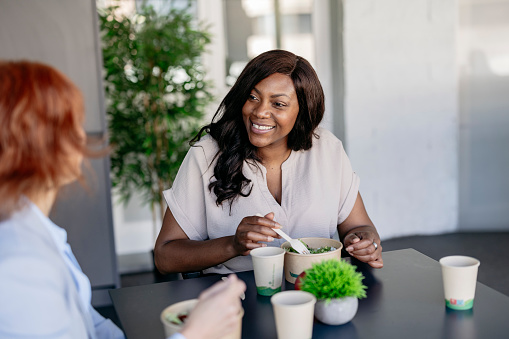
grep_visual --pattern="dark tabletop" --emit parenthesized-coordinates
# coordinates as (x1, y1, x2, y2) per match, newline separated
(110, 249, 509, 339)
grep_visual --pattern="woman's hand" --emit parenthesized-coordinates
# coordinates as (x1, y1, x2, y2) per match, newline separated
(343, 229, 383, 268)
(232, 212, 281, 256)
(338, 193, 383, 268)
(181, 274, 246, 339)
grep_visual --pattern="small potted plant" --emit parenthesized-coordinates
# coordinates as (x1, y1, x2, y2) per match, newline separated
(295, 259, 367, 325)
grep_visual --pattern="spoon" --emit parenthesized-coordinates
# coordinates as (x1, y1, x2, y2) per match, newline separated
(256, 214, 310, 254)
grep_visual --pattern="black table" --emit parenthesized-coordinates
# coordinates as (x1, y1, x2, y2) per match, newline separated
(110, 249, 509, 338)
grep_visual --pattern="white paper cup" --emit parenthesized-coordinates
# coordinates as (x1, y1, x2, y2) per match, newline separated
(250, 247, 285, 296)
(439, 256, 480, 310)
(271, 291, 316, 339)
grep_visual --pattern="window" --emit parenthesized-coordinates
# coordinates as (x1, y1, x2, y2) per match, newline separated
(223, 0, 315, 86)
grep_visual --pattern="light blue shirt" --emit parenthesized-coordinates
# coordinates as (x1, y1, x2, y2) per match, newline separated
(169, 334, 186, 339)
(0, 201, 124, 339)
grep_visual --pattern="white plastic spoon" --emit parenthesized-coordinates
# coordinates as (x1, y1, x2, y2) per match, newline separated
(255, 214, 310, 254)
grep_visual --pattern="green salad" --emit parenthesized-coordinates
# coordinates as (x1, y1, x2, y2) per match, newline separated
(165, 311, 188, 325)
(286, 240, 336, 254)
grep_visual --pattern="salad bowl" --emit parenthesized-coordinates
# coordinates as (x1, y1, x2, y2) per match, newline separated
(160, 298, 243, 339)
(281, 237, 343, 283)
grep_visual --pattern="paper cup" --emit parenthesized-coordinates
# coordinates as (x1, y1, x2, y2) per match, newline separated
(160, 299, 243, 339)
(271, 291, 316, 339)
(250, 247, 285, 296)
(439, 256, 480, 310)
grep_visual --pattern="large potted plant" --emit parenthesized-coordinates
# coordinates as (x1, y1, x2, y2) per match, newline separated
(295, 259, 367, 325)
(98, 4, 213, 239)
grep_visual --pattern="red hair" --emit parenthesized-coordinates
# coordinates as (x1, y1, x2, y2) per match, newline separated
(0, 61, 86, 220)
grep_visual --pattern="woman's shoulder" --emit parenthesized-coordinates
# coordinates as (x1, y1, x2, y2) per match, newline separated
(0, 209, 59, 258)
(0, 210, 67, 286)
(188, 134, 220, 165)
(0, 211, 37, 252)
(312, 127, 345, 151)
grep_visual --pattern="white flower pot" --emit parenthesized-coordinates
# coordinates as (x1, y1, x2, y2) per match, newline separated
(314, 296, 358, 325)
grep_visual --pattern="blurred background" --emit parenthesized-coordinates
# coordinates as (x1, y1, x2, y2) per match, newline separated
(1, 0, 508, 305)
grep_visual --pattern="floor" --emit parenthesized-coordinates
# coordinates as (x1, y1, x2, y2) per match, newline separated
(97, 231, 509, 330)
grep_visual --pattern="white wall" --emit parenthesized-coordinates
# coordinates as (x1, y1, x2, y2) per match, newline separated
(458, 0, 509, 231)
(312, 0, 334, 133)
(343, 0, 459, 239)
(112, 192, 161, 255)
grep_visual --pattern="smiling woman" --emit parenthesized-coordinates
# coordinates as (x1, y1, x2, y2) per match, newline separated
(241, 72, 300, 205)
(202, 50, 324, 209)
(242, 73, 300, 155)
(154, 50, 383, 276)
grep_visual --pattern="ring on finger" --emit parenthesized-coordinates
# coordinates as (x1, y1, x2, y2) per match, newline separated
(373, 241, 378, 250)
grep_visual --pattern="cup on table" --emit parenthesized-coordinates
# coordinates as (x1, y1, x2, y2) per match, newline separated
(439, 255, 480, 310)
(250, 247, 285, 296)
(271, 290, 316, 339)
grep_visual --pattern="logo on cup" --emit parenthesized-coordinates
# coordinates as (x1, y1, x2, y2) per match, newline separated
(449, 299, 465, 306)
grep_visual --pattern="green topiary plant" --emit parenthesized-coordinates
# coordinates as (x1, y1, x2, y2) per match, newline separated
(98, 3, 213, 239)
(299, 259, 367, 302)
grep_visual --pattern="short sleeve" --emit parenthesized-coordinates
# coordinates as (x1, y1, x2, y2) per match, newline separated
(163, 142, 213, 241)
(336, 143, 360, 225)
(167, 333, 187, 339)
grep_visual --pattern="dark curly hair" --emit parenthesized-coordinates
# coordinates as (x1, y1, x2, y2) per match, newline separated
(192, 50, 324, 208)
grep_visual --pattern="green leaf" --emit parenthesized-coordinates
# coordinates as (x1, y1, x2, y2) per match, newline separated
(300, 259, 367, 301)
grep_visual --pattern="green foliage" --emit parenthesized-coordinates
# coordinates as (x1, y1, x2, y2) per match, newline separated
(98, 3, 213, 222)
(300, 259, 367, 301)
(286, 239, 336, 254)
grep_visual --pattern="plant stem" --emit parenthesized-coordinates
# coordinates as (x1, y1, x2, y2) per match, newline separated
(150, 201, 156, 245)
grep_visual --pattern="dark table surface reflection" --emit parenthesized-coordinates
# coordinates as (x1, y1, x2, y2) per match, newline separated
(110, 249, 509, 339)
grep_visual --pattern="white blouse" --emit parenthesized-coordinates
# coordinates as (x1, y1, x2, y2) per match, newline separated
(163, 127, 360, 274)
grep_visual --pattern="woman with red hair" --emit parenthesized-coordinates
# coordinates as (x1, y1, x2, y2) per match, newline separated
(0, 61, 246, 339)
(0, 60, 124, 338)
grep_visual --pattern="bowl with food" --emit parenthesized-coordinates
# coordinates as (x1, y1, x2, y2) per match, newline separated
(160, 298, 243, 339)
(281, 237, 343, 283)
